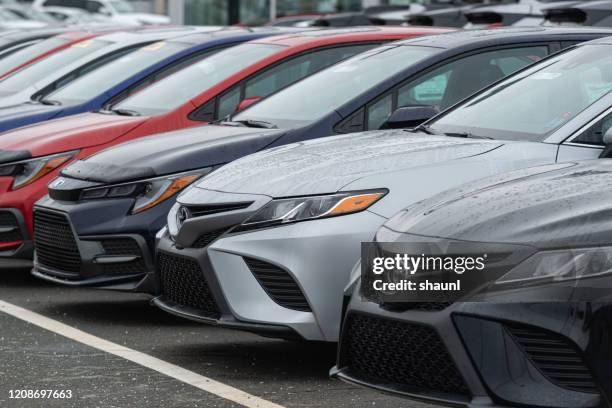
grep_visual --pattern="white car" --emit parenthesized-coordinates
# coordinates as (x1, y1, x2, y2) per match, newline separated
(40, 6, 111, 25)
(32, 0, 170, 26)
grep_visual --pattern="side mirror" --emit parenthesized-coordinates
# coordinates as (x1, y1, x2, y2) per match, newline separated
(381, 105, 439, 129)
(599, 127, 612, 158)
(235, 96, 263, 112)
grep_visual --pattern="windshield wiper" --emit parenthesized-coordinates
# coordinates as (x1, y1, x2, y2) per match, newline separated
(38, 98, 61, 106)
(444, 131, 493, 140)
(223, 119, 277, 129)
(99, 108, 141, 117)
(409, 124, 439, 135)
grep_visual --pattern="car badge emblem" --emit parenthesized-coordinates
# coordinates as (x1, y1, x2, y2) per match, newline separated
(176, 206, 191, 229)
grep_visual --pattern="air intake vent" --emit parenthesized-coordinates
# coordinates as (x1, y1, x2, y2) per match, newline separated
(244, 257, 311, 312)
(0, 211, 21, 243)
(191, 227, 231, 248)
(158, 252, 220, 319)
(505, 322, 599, 394)
(339, 313, 470, 396)
(34, 210, 81, 274)
(100, 238, 146, 275)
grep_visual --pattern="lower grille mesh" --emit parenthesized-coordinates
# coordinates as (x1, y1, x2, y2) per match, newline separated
(100, 238, 146, 275)
(0, 211, 22, 243)
(505, 322, 599, 394)
(34, 210, 81, 274)
(191, 227, 231, 248)
(340, 313, 470, 396)
(244, 257, 310, 312)
(158, 252, 220, 319)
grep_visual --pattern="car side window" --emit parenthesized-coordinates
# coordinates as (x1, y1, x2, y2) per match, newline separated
(358, 46, 548, 131)
(217, 85, 241, 120)
(244, 44, 376, 100)
(573, 113, 612, 146)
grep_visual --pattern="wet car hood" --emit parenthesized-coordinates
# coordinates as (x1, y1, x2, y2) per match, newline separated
(0, 112, 147, 162)
(0, 102, 63, 122)
(61, 124, 285, 183)
(383, 160, 612, 248)
(196, 130, 503, 197)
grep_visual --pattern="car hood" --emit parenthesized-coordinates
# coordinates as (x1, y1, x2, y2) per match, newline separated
(0, 103, 62, 122)
(61, 124, 284, 183)
(196, 131, 503, 197)
(383, 160, 612, 248)
(0, 112, 147, 163)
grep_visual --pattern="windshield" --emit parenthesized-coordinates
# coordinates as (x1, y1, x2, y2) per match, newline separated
(233, 45, 437, 127)
(0, 37, 68, 77)
(113, 43, 284, 116)
(430, 44, 612, 141)
(49, 41, 193, 105)
(0, 39, 111, 96)
(109, 0, 135, 13)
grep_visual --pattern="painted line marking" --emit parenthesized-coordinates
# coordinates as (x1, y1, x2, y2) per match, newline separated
(0, 299, 285, 408)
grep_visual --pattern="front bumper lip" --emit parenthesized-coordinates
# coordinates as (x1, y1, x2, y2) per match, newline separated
(31, 267, 148, 289)
(330, 367, 476, 408)
(151, 296, 302, 340)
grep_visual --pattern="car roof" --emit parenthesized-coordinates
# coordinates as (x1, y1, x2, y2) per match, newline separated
(397, 26, 612, 49)
(254, 26, 454, 47)
(164, 27, 297, 45)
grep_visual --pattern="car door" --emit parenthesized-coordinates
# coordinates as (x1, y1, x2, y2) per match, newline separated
(335, 44, 551, 133)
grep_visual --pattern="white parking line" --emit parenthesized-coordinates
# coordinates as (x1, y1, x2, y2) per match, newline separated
(0, 299, 285, 408)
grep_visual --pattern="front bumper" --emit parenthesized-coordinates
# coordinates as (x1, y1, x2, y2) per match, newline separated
(30, 196, 172, 292)
(0, 208, 33, 268)
(154, 209, 387, 341)
(332, 281, 610, 408)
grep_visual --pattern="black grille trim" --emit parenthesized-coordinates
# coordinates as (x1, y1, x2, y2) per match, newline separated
(158, 251, 220, 319)
(186, 202, 253, 217)
(0, 211, 22, 243)
(99, 238, 147, 275)
(339, 313, 470, 396)
(34, 210, 81, 274)
(191, 227, 231, 248)
(505, 322, 599, 394)
(244, 257, 311, 312)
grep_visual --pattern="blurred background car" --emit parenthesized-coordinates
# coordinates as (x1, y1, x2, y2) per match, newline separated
(332, 157, 612, 407)
(39, 6, 112, 25)
(544, 0, 612, 27)
(32, 0, 170, 26)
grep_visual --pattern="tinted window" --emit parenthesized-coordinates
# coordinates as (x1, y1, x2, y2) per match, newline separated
(218, 85, 241, 119)
(49, 41, 196, 105)
(0, 39, 111, 96)
(233, 45, 437, 127)
(113, 43, 284, 116)
(431, 44, 612, 141)
(0, 37, 68, 77)
(573, 112, 612, 146)
(398, 46, 548, 111)
(244, 44, 375, 100)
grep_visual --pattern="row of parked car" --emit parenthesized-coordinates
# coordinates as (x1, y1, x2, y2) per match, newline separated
(0, 23, 610, 407)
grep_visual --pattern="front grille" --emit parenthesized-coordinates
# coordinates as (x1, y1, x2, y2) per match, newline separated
(34, 210, 81, 274)
(505, 322, 599, 394)
(340, 313, 470, 396)
(0, 211, 21, 242)
(158, 252, 220, 319)
(100, 238, 147, 275)
(185, 202, 252, 217)
(191, 227, 230, 248)
(244, 257, 311, 312)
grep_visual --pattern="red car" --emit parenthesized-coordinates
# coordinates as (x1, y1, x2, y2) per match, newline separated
(0, 26, 451, 268)
(0, 29, 118, 80)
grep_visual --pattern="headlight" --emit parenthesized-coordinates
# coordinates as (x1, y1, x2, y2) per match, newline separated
(0, 151, 77, 190)
(80, 169, 210, 214)
(496, 246, 612, 285)
(235, 189, 387, 232)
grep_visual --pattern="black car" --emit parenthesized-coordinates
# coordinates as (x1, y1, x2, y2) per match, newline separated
(545, 0, 612, 27)
(32, 27, 612, 292)
(332, 159, 612, 407)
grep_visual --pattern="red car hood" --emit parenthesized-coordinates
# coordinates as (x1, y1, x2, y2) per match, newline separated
(0, 112, 148, 159)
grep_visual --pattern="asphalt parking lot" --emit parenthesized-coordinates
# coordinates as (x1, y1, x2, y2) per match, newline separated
(0, 267, 439, 408)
